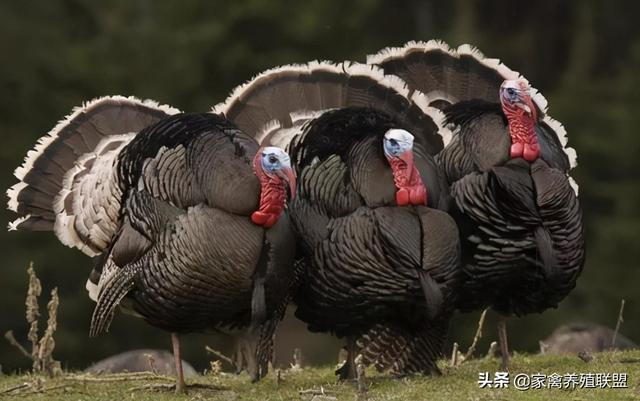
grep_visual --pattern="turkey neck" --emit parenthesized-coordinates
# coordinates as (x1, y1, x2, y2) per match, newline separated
(387, 154, 428, 206)
(503, 104, 536, 142)
(252, 168, 287, 228)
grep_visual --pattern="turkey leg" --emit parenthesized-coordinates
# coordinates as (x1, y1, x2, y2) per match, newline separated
(171, 332, 186, 394)
(497, 319, 510, 370)
(336, 336, 358, 380)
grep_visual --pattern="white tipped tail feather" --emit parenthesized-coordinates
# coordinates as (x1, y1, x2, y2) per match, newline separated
(368, 40, 579, 189)
(213, 60, 450, 156)
(7, 95, 180, 255)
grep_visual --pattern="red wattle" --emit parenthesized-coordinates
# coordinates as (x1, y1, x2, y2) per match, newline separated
(387, 154, 428, 207)
(251, 211, 268, 225)
(252, 151, 287, 229)
(409, 185, 427, 205)
(396, 188, 410, 206)
(252, 211, 278, 228)
(503, 101, 540, 162)
(510, 142, 524, 158)
(523, 143, 540, 161)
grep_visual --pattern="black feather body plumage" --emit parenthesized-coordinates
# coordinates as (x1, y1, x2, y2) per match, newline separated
(367, 41, 585, 318)
(440, 100, 585, 316)
(8, 101, 296, 381)
(290, 107, 461, 375)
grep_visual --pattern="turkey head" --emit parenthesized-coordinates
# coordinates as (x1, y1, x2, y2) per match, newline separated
(252, 146, 296, 228)
(382, 129, 428, 206)
(500, 79, 540, 162)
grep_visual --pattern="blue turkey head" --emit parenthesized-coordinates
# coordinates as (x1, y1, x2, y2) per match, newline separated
(258, 146, 296, 199)
(383, 129, 415, 158)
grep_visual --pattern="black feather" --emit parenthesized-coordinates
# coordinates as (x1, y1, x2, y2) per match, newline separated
(444, 99, 504, 127)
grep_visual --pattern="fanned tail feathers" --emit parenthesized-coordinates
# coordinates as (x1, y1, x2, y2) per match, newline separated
(368, 40, 578, 178)
(212, 61, 451, 155)
(7, 96, 180, 255)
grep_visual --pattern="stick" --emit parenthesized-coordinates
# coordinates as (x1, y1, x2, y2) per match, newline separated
(11, 383, 68, 396)
(355, 354, 367, 400)
(611, 299, 625, 348)
(144, 353, 158, 375)
(450, 342, 459, 366)
(128, 383, 175, 392)
(25, 262, 42, 372)
(292, 348, 303, 369)
(486, 341, 498, 358)
(205, 345, 237, 370)
(4, 331, 33, 360)
(64, 373, 174, 382)
(0, 382, 30, 395)
(299, 387, 334, 395)
(464, 308, 489, 360)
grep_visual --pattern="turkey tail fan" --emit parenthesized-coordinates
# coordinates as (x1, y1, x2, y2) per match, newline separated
(367, 40, 519, 106)
(368, 40, 578, 174)
(356, 319, 448, 375)
(212, 61, 452, 156)
(7, 96, 180, 256)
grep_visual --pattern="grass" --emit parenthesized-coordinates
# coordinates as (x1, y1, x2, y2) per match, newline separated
(1, 350, 640, 400)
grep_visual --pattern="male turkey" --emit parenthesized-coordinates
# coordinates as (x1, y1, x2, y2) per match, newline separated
(214, 62, 461, 377)
(7, 97, 297, 391)
(368, 41, 585, 368)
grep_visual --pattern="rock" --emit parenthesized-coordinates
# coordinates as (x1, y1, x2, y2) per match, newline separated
(539, 323, 637, 355)
(85, 349, 197, 377)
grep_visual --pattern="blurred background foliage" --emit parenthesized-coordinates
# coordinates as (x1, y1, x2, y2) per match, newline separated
(1, 0, 639, 373)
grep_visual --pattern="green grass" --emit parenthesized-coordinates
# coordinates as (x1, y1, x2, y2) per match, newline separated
(2, 350, 640, 400)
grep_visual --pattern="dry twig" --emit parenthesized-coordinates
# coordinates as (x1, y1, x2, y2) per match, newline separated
(144, 353, 158, 375)
(611, 299, 626, 348)
(37, 288, 61, 376)
(450, 342, 459, 366)
(64, 372, 174, 382)
(292, 348, 303, 370)
(486, 341, 498, 358)
(0, 382, 30, 395)
(10, 383, 68, 396)
(7, 264, 61, 376)
(26, 263, 41, 371)
(4, 330, 32, 360)
(209, 360, 222, 377)
(464, 308, 488, 360)
(128, 383, 176, 392)
(299, 387, 334, 395)
(205, 345, 237, 371)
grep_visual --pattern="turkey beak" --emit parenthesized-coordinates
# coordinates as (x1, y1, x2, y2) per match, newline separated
(277, 167, 296, 201)
(516, 95, 538, 120)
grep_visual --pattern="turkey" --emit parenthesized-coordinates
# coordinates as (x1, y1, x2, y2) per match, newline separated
(368, 40, 585, 368)
(7, 97, 297, 391)
(214, 62, 461, 377)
